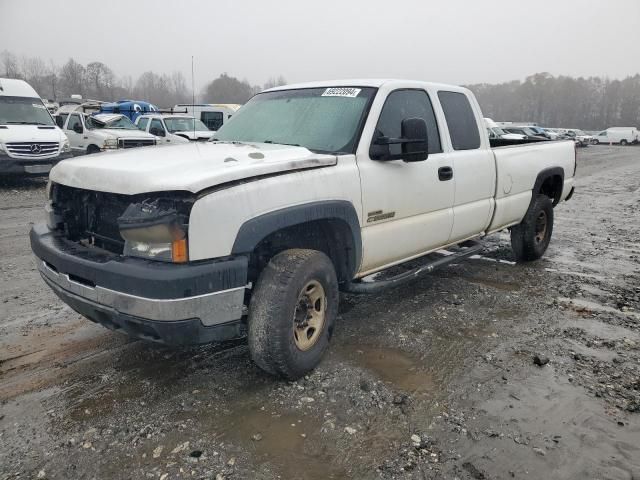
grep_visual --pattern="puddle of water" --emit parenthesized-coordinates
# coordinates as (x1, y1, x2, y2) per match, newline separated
(340, 346, 434, 393)
(463, 276, 521, 292)
(213, 406, 345, 480)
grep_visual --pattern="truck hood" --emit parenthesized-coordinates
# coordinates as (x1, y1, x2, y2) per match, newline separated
(0, 124, 67, 145)
(50, 142, 337, 195)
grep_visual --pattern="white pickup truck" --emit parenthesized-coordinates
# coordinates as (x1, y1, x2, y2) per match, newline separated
(58, 111, 157, 155)
(31, 79, 575, 379)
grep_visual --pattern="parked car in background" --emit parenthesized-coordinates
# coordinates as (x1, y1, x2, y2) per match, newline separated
(59, 112, 156, 155)
(503, 126, 549, 141)
(484, 118, 526, 140)
(564, 129, 594, 147)
(173, 103, 241, 131)
(136, 114, 215, 143)
(53, 101, 104, 129)
(99, 100, 159, 123)
(592, 127, 639, 145)
(0, 78, 72, 176)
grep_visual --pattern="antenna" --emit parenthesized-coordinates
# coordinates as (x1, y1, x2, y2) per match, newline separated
(191, 55, 196, 140)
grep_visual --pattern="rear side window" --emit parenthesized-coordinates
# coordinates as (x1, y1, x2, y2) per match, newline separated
(137, 117, 149, 131)
(201, 111, 223, 131)
(372, 89, 442, 155)
(438, 91, 480, 150)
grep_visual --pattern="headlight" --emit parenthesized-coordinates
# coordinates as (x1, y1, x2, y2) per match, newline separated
(61, 139, 71, 152)
(0, 143, 5, 153)
(104, 138, 118, 149)
(118, 200, 188, 263)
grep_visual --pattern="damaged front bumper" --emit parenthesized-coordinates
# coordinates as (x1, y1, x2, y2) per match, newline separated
(30, 224, 248, 345)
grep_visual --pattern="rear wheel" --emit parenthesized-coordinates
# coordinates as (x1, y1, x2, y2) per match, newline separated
(247, 249, 338, 379)
(511, 194, 554, 262)
(620, 139, 628, 146)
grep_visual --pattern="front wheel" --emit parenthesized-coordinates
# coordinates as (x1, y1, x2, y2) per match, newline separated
(511, 194, 554, 262)
(247, 249, 338, 379)
(620, 139, 628, 146)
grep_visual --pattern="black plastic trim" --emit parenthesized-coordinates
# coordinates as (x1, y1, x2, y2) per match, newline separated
(0, 152, 72, 174)
(231, 200, 362, 276)
(30, 223, 248, 299)
(532, 166, 565, 207)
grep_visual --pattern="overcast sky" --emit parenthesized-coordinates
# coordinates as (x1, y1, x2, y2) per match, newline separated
(1, 0, 639, 91)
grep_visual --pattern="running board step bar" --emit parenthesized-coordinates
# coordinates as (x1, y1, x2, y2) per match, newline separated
(342, 241, 485, 294)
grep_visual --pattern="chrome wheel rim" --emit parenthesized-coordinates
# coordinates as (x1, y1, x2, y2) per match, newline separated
(293, 280, 326, 351)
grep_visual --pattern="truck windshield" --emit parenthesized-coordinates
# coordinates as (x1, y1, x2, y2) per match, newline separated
(0, 96, 55, 126)
(213, 87, 377, 154)
(86, 115, 138, 130)
(164, 117, 209, 133)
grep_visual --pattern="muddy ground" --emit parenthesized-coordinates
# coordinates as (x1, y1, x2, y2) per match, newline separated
(1, 146, 639, 480)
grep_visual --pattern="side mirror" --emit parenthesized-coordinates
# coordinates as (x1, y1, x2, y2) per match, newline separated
(73, 124, 83, 134)
(370, 118, 429, 162)
(150, 127, 165, 137)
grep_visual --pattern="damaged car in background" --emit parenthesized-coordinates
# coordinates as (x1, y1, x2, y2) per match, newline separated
(31, 79, 576, 379)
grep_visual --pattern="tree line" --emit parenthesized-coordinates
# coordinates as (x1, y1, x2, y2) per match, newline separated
(3, 50, 638, 129)
(0, 50, 285, 107)
(467, 72, 640, 130)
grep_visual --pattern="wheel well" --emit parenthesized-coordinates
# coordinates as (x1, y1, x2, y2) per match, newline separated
(86, 144, 101, 153)
(538, 174, 563, 206)
(247, 219, 356, 284)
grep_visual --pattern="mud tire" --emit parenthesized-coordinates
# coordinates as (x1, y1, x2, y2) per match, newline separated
(511, 194, 554, 262)
(247, 249, 338, 379)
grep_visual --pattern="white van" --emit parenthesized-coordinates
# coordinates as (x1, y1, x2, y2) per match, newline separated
(0, 78, 72, 176)
(172, 104, 241, 131)
(593, 127, 639, 145)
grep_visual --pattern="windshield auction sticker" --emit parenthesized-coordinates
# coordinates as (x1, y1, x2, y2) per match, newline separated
(321, 87, 362, 98)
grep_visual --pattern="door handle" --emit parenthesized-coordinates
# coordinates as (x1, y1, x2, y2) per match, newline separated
(438, 166, 453, 181)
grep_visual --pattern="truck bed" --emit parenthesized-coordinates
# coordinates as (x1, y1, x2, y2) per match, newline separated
(488, 140, 576, 232)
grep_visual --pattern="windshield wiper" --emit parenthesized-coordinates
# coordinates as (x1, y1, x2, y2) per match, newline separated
(263, 140, 301, 147)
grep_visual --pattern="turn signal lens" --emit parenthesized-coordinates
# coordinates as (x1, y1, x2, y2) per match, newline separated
(172, 238, 188, 263)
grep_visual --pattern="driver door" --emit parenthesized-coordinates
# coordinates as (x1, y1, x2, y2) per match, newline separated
(356, 89, 455, 275)
(65, 113, 86, 153)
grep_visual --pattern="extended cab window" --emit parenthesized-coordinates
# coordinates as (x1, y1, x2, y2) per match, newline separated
(438, 91, 481, 150)
(201, 111, 223, 131)
(137, 117, 149, 131)
(373, 89, 442, 155)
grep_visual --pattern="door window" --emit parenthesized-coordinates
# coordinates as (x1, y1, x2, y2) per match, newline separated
(372, 89, 442, 156)
(150, 119, 165, 136)
(67, 114, 82, 132)
(200, 111, 224, 131)
(137, 117, 149, 131)
(438, 91, 481, 150)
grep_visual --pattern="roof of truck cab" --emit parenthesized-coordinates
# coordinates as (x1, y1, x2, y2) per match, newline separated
(0, 78, 40, 97)
(264, 79, 469, 92)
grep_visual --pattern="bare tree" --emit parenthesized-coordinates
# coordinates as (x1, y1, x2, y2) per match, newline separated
(59, 58, 86, 97)
(1, 50, 21, 78)
(263, 75, 287, 91)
